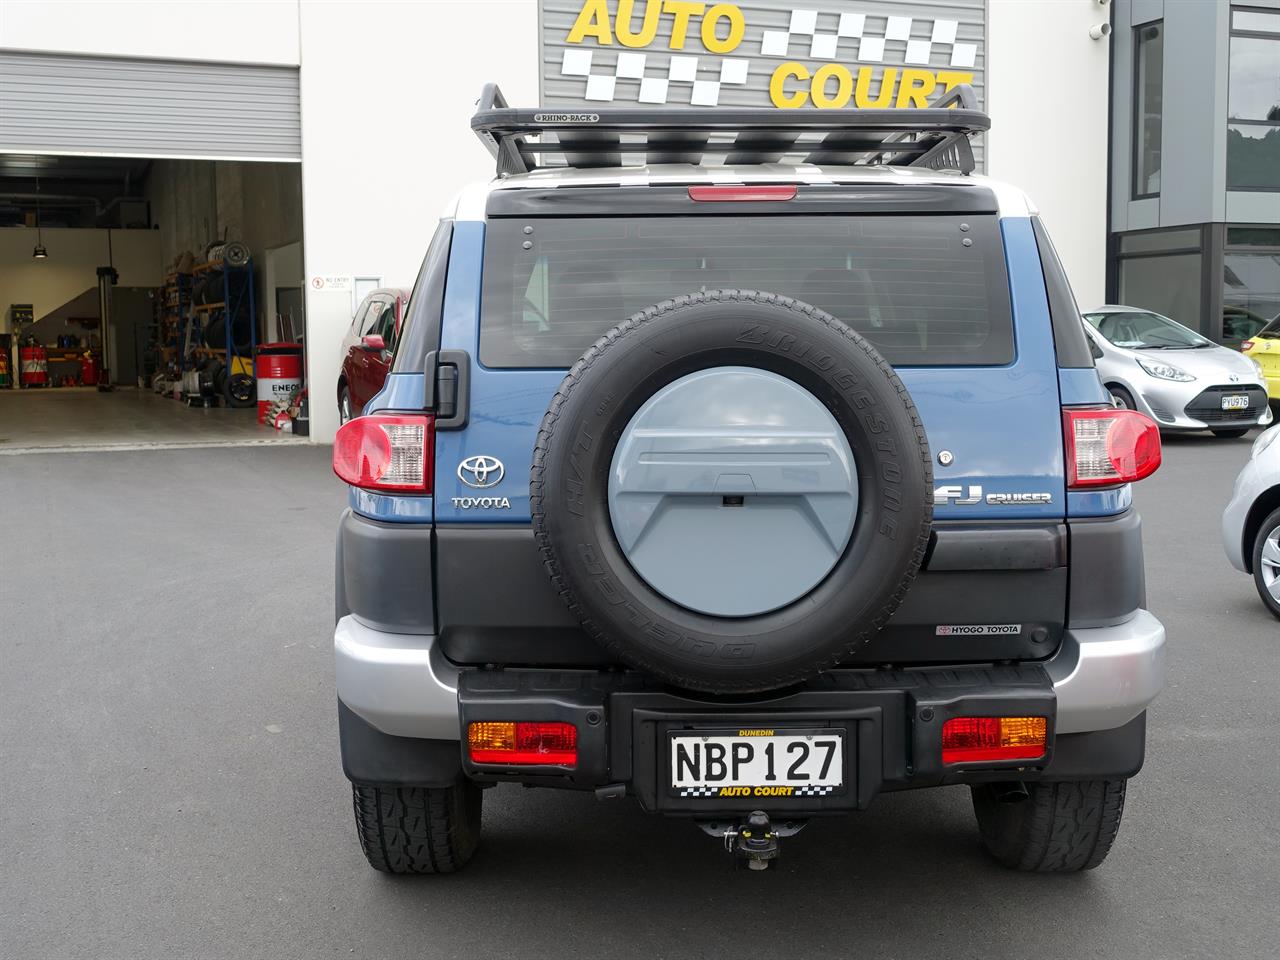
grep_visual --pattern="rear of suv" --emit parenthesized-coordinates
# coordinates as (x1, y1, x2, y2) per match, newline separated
(332, 85, 1166, 874)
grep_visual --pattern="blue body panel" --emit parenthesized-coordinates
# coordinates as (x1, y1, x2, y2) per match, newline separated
(354, 214, 1131, 525)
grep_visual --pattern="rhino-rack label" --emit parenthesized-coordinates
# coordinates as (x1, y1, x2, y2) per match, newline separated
(532, 112, 599, 123)
(936, 624, 1022, 636)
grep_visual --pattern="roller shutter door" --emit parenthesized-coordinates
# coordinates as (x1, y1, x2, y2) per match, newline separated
(0, 51, 300, 161)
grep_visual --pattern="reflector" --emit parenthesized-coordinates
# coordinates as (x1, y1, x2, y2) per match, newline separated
(941, 716, 1047, 764)
(468, 721, 578, 766)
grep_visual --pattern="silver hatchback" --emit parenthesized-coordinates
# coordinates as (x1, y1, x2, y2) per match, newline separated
(1083, 305, 1274, 437)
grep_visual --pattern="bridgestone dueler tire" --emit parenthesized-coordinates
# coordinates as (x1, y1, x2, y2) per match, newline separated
(972, 779, 1128, 872)
(530, 289, 933, 694)
(351, 781, 482, 875)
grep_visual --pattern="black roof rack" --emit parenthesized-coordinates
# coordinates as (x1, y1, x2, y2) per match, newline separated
(471, 82, 988, 178)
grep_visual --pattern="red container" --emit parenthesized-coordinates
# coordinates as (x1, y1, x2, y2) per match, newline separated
(255, 342, 304, 423)
(81, 354, 98, 386)
(19, 346, 47, 386)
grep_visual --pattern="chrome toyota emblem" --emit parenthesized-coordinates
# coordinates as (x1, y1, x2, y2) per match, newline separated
(458, 455, 504, 488)
(1229, 373, 1241, 383)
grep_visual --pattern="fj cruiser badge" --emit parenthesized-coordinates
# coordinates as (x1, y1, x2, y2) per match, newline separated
(934, 484, 1052, 506)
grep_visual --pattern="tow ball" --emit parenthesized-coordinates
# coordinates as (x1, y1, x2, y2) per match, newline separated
(698, 812, 807, 871)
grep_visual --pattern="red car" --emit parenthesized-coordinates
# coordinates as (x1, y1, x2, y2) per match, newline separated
(336, 288, 410, 423)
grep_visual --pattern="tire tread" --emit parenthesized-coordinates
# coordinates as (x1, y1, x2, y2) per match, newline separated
(351, 782, 481, 875)
(972, 779, 1127, 872)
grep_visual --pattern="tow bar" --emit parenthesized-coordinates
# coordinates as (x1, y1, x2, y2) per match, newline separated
(698, 812, 807, 870)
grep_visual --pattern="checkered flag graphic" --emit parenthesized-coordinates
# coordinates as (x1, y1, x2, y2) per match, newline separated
(793, 785, 836, 797)
(679, 786, 721, 797)
(559, 49, 750, 105)
(760, 8, 976, 68)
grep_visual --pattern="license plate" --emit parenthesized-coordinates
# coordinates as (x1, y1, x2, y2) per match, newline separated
(1222, 395, 1250, 410)
(669, 729, 844, 796)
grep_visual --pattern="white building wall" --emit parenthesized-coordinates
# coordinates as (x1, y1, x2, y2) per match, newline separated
(0, 0, 301, 65)
(3, 0, 1112, 441)
(987, 0, 1111, 310)
(297, 0, 540, 442)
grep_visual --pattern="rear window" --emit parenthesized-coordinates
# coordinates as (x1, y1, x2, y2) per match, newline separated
(479, 215, 1013, 368)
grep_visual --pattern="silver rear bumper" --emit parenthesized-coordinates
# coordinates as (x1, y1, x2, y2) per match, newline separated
(335, 609, 1166, 741)
(1048, 609, 1165, 734)
(334, 616, 459, 739)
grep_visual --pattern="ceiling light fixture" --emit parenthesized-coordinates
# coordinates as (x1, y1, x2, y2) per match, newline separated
(33, 175, 48, 260)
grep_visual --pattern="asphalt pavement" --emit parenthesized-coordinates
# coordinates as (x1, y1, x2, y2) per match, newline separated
(2, 436, 1278, 960)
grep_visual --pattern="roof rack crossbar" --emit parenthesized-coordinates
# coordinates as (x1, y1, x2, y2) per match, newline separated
(471, 82, 989, 177)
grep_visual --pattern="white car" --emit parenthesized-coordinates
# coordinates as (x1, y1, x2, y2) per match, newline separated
(1222, 426, 1280, 618)
(1083, 305, 1272, 438)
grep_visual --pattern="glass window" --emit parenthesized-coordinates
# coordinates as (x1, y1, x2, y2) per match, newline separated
(1224, 251, 1280, 326)
(359, 297, 384, 336)
(480, 216, 1014, 368)
(1228, 36, 1280, 121)
(1227, 124, 1280, 190)
(1253, 316, 1280, 340)
(1228, 227, 1280, 247)
(1084, 310, 1211, 349)
(1118, 229, 1200, 254)
(1133, 22, 1164, 198)
(1227, 23, 1280, 191)
(1118, 254, 1203, 332)
(1233, 9, 1280, 34)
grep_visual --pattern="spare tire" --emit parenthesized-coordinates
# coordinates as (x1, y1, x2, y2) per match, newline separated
(531, 289, 932, 694)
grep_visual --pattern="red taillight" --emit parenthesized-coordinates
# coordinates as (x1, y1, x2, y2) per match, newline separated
(1242, 340, 1256, 353)
(332, 414, 433, 491)
(467, 721, 578, 766)
(941, 717, 1048, 764)
(1064, 408, 1161, 488)
(687, 184, 797, 202)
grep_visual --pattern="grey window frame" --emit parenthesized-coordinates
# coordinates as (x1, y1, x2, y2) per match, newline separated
(1132, 20, 1164, 201)
(1226, 6, 1280, 193)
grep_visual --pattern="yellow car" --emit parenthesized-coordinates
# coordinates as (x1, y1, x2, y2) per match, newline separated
(1242, 318, 1280, 403)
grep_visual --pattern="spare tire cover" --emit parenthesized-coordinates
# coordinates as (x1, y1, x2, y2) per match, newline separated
(531, 290, 932, 694)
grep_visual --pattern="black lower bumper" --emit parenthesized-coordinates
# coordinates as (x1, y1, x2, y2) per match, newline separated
(454, 666, 1146, 815)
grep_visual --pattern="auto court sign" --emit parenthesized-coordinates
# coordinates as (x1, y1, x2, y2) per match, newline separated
(539, 0, 986, 111)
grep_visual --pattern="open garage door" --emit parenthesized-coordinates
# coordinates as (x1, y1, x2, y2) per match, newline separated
(0, 51, 300, 161)
(0, 51, 306, 452)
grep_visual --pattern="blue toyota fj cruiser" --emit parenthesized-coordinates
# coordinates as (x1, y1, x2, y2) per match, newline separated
(332, 84, 1166, 873)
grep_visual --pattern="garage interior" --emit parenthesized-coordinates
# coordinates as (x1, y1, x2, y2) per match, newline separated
(0, 153, 307, 452)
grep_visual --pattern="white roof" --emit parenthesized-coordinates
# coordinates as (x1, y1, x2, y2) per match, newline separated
(444, 163, 1037, 221)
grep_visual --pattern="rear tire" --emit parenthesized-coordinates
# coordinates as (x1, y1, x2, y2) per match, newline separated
(971, 779, 1127, 872)
(352, 781, 482, 875)
(1212, 428, 1250, 439)
(339, 386, 353, 424)
(1251, 506, 1280, 620)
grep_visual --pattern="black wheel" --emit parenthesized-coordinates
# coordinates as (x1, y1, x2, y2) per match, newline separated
(1251, 506, 1280, 620)
(531, 289, 933, 694)
(972, 779, 1127, 872)
(203, 315, 226, 348)
(224, 372, 255, 409)
(1108, 385, 1136, 410)
(339, 386, 353, 424)
(351, 782, 481, 875)
(1212, 428, 1250, 439)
